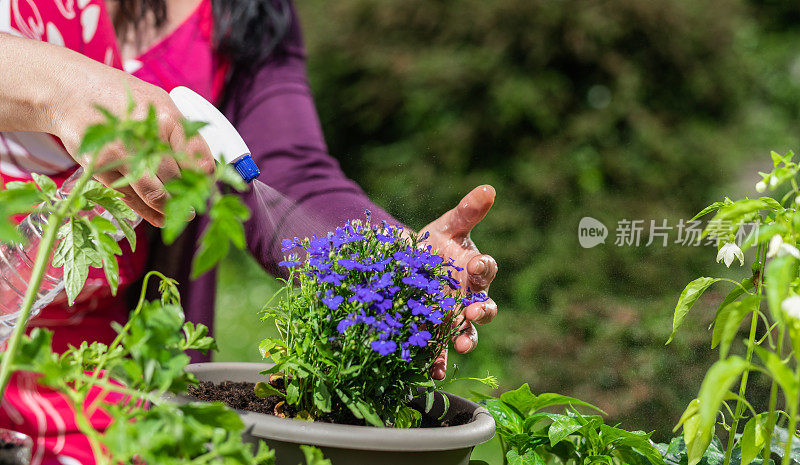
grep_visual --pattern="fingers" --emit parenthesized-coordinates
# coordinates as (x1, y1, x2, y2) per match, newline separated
(431, 348, 448, 381)
(453, 315, 478, 354)
(128, 174, 168, 221)
(161, 107, 215, 174)
(156, 157, 181, 185)
(466, 254, 498, 292)
(464, 298, 497, 325)
(438, 185, 496, 238)
(95, 170, 164, 227)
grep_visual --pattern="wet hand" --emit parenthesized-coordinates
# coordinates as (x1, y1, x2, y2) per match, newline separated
(420, 185, 498, 380)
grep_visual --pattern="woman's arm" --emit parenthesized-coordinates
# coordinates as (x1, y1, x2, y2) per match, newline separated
(0, 33, 65, 134)
(222, 10, 397, 275)
(0, 32, 214, 227)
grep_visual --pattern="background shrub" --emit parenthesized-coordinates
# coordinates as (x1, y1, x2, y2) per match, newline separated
(216, 0, 800, 450)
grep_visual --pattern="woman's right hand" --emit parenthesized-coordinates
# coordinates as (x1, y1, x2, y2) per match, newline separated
(0, 33, 214, 227)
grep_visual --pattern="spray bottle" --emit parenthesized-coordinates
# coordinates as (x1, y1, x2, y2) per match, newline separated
(0, 87, 258, 340)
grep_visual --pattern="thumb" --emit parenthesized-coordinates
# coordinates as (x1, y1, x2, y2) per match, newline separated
(438, 185, 496, 238)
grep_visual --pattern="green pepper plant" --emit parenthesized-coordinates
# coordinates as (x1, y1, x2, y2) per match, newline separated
(667, 151, 800, 465)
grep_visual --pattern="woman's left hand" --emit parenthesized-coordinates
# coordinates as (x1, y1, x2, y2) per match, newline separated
(420, 185, 498, 380)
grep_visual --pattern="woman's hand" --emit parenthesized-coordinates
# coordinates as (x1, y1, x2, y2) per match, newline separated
(420, 185, 498, 380)
(52, 53, 214, 227)
(0, 34, 214, 227)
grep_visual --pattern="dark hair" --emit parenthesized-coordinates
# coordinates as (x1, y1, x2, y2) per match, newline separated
(111, 0, 291, 76)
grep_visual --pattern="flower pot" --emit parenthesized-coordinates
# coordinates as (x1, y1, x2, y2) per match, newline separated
(181, 362, 495, 465)
(0, 429, 32, 465)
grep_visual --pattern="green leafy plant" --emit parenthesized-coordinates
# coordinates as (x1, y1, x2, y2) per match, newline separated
(481, 383, 665, 465)
(0, 102, 328, 463)
(260, 215, 494, 427)
(0, 99, 249, 393)
(667, 152, 800, 465)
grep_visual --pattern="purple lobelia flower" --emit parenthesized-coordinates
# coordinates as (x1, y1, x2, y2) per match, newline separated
(371, 339, 397, 356)
(408, 330, 431, 347)
(461, 291, 489, 307)
(322, 290, 344, 310)
(278, 255, 301, 268)
(270, 213, 479, 426)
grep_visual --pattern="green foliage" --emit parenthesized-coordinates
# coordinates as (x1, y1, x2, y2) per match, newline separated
(0, 180, 51, 242)
(261, 219, 468, 427)
(666, 152, 800, 465)
(2, 272, 276, 464)
(0, 100, 314, 462)
(483, 383, 663, 465)
(289, 0, 800, 441)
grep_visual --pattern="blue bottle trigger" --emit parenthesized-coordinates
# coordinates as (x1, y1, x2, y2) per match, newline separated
(231, 154, 260, 183)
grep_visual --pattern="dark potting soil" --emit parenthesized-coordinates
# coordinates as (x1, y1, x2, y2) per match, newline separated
(186, 381, 473, 428)
(0, 440, 29, 465)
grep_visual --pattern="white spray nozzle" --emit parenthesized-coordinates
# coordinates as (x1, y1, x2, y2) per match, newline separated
(169, 86, 260, 183)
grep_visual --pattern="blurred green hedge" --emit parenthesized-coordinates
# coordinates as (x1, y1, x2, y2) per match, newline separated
(293, 0, 800, 436)
(216, 0, 800, 440)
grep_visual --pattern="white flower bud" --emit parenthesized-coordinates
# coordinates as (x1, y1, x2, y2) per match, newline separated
(768, 234, 783, 258)
(756, 181, 767, 193)
(782, 295, 800, 321)
(780, 243, 800, 260)
(716, 242, 744, 268)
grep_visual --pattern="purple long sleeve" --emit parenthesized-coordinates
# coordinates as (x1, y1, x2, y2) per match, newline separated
(222, 5, 397, 276)
(147, 3, 396, 360)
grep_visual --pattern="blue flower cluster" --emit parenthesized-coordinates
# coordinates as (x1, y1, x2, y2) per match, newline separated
(278, 212, 487, 362)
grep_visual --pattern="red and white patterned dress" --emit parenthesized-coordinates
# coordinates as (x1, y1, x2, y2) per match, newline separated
(0, 1, 226, 463)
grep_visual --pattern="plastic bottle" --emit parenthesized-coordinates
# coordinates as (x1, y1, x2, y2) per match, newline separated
(0, 87, 259, 341)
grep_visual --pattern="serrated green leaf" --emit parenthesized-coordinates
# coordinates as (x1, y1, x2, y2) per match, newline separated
(191, 194, 250, 277)
(78, 122, 118, 155)
(52, 218, 102, 304)
(31, 173, 57, 199)
(0, 181, 42, 242)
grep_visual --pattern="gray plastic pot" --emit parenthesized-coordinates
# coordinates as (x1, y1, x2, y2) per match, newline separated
(183, 362, 495, 465)
(0, 429, 32, 465)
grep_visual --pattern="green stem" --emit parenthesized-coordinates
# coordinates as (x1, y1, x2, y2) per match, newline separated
(763, 326, 786, 463)
(499, 435, 508, 465)
(782, 381, 799, 465)
(0, 168, 94, 394)
(724, 244, 766, 465)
